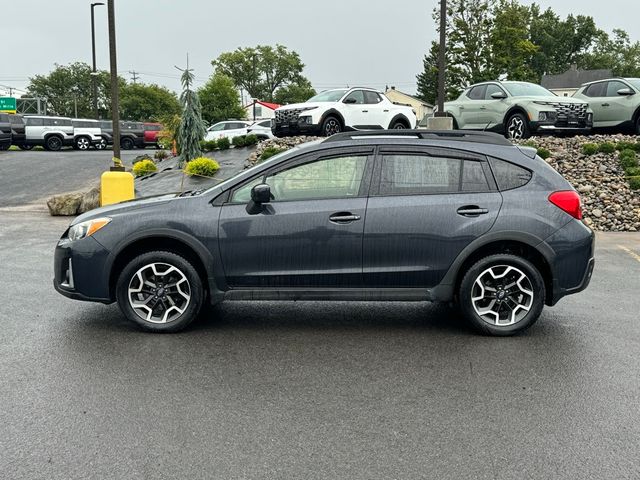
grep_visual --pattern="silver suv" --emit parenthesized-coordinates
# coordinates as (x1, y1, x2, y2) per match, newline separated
(72, 119, 102, 150)
(442, 81, 593, 139)
(573, 78, 640, 133)
(24, 115, 74, 151)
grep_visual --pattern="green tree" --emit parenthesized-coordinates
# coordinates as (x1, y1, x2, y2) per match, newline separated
(120, 83, 180, 122)
(26, 62, 123, 118)
(177, 66, 206, 165)
(212, 44, 310, 102)
(198, 73, 246, 124)
(580, 29, 640, 77)
(417, 41, 443, 105)
(273, 78, 316, 105)
(490, 0, 538, 81)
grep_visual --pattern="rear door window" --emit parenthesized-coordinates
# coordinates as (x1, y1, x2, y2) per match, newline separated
(364, 91, 383, 104)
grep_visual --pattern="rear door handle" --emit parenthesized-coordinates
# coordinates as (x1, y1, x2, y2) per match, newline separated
(480, 107, 487, 110)
(457, 206, 489, 217)
(602, 103, 610, 107)
(329, 212, 361, 224)
(362, 110, 368, 113)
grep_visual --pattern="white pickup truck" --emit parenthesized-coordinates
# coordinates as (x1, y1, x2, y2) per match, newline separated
(272, 87, 417, 137)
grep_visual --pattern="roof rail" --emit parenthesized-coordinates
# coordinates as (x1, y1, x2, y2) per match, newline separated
(322, 129, 513, 146)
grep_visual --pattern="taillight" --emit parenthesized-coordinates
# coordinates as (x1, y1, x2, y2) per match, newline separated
(549, 190, 582, 220)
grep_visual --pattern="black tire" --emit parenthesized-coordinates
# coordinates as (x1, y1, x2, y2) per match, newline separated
(635, 115, 640, 135)
(121, 137, 134, 150)
(94, 139, 107, 150)
(115, 251, 205, 333)
(0, 143, 9, 151)
(19, 144, 34, 150)
(458, 254, 545, 336)
(75, 136, 91, 150)
(321, 116, 342, 137)
(389, 119, 408, 129)
(45, 135, 63, 151)
(505, 112, 530, 140)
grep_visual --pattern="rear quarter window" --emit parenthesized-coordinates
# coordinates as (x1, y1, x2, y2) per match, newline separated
(489, 158, 532, 190)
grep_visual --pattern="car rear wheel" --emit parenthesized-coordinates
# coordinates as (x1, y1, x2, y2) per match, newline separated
(116, 251, 204, 333)
(18, 145, 34, 150)
(322, 116, 342, 137)
(458, 254, 545, 336)
(0, 143, 9, 151)
(390, 120, 408, 129)
(45, 135, 63, 151)
(95, 139, 107, 150)
(75, 136, 91, 150)
(121, 137, 134, 150)
(505, 113, 530, 140)
(635, 115, 640, 135)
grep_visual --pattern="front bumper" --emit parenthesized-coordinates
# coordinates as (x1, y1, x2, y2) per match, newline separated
(531, 116, 593, 134)
(53, 235, 113, 304)
(272, 121, 322, 137)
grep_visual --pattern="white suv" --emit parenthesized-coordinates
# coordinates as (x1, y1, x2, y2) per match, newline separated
(72, 119, 102, 150)
(272, 87, 417, 137)
(204, 121, 251, 141)
(24, 116, 75, 151)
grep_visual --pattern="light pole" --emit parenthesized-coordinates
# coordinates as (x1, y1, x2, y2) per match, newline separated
(436, 0, 447, 117)
(90, 2, 104, 119)
(107, 0, 121, 160)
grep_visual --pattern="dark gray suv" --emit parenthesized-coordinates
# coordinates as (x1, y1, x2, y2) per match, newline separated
(54, 131, 594, 336)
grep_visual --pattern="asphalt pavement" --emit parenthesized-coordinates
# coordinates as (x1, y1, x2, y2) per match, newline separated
(0, 208, 639, 479)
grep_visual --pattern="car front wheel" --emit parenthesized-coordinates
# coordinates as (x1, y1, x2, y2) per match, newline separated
(458, 254, 545, 336)
(116, 251, 204, 333)
(505, 113, 530, 140)
(45, 135, 63, 151)
(322, 116, 342, 136)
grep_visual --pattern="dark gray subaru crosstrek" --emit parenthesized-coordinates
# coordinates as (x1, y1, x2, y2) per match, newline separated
(54, 130, 595, 336)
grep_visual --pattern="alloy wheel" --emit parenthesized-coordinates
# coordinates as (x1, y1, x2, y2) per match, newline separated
(324, 119, 341, 136)
(471, 265, 534, 326)
(77, 138, 90, 150)
(127, 262, 191, 324)
(507, 117, 525, 139)
(393, 123, 406, 129)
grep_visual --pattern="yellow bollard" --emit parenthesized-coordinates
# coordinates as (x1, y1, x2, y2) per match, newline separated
(100, 166, 134, 207)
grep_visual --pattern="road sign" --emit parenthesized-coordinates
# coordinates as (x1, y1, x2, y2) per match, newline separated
(0, 97, 17, 113)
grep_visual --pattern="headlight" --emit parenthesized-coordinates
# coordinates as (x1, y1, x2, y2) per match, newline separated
(68, 217, 111, 242)
(533, 101, 553, 106)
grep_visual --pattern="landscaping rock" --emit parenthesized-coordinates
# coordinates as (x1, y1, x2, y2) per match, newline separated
(246, 136, 322, 167)
(78, 185, 101, 214)
(47, 192, 83, 216)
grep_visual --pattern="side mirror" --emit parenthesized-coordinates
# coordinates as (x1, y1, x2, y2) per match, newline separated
(617, 88, 635, 96)
(246, 183, 271, 214)
(491, 91, 507, 99)
(343, 98, 357, 104)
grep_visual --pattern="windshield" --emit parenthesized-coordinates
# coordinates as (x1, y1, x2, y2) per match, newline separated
(502, 82, 555, 97)
(626, 78, 640, 90)
(307, 89, 348, 103)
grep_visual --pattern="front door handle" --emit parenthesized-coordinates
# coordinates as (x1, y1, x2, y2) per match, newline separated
(602, 103, 610, 107)
(480, 106, 487, 110)
(329, 212, 361, 224)
(457, 206, 489, 217)
(362, 110, 368, 113)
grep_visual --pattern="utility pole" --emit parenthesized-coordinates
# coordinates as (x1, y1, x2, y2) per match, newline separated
(129, 70, 139, 83)
(436, 0, 447, 117)
(91, 3, 104, 119)
(107, 0, 121, 159)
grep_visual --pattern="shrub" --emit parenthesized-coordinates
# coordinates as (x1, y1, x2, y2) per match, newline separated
(184, 157, 220, 177)
(217, 137, 231, 150)
(629, 177, 640, 190)
(154, 149, 169, 161)
(625, 166, 640, 178)
(619, 149, 639, 169)
(616, 141, 636, 151)
(260, 146, 287, 161)
(598, 142, 616, 154)
(582, 143, 599, 156)
(232, 135, 247, 148)
(200, 139, 218, 152)
(536, 147, 551, 160)
(132, 159, 157, 177)
(245, 134, 258, 146)
(521, 140, 537, 148)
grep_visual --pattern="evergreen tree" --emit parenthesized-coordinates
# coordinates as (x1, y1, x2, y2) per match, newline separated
(177, 61, 206, 166)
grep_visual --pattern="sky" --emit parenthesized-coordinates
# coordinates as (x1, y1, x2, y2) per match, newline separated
(1, 0, 639, 100)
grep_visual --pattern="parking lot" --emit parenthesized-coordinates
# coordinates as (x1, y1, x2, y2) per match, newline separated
(1, 190, 639, 477)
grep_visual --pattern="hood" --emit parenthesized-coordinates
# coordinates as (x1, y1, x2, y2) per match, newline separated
(72, 193, 178, 225)
(276, 102, 333, 111)
(517, 95, 587, 105)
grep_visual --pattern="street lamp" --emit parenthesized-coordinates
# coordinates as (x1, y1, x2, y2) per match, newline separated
(107, 0, 121, 160)
(90, 2, 104, 119)
(436, 0, 447, 117)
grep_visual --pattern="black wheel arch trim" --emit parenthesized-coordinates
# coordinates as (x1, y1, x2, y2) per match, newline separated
(319, 109, 345, 128)
(105, 228, 225, 304)
(504, 106, 530, 132)
(427, 230, 555, 302)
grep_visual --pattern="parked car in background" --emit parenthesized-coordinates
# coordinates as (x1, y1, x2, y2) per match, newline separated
(23, 115, 74, 151)
(97, 120, 145, 150)
(272, 87, 417, 137)
(8, 114, 26, 149)
(72, 118, 102, 150)
(573, 78, 640, 134)
(441, 81, 593, 140)
(143, 122, 163, 147)
(0, 113, 13, 150)
(53, 130, 594, 336)
(204, 120, 251, 141)
(247, 119, 275, 140)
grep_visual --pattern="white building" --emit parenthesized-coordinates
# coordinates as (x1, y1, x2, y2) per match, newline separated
(244, 101, 281, 121)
